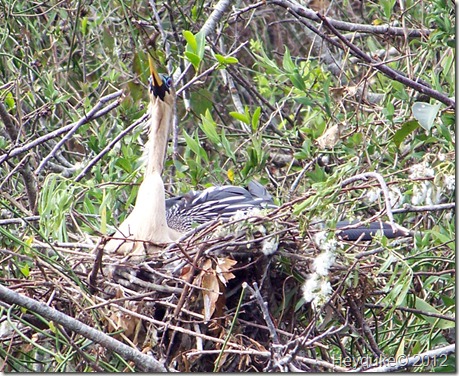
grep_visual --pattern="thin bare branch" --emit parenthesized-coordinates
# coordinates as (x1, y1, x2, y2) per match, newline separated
(0, 90, 123, 166)
(35, 90, 124, 174)
(316, 13, 454, 108)
(74, 112, 149, 182)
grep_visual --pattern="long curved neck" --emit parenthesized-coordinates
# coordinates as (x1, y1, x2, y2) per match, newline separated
(145, 98, 173, 176)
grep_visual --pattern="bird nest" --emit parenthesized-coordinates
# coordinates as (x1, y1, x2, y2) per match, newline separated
(91, 204, 309, 372)
(1, 201, 415, 372)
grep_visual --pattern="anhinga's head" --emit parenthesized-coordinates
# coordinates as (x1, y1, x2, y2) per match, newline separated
(148, 55, 172, 102)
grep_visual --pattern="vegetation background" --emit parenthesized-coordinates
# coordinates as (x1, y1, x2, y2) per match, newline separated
(0, 0, 455, 372)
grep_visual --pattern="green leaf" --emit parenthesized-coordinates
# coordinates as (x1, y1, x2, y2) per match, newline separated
(251, 107, 261, 132)
(183, 30, 197, 52)
(183, 130, 209, 163)
(220, 130, 236, 161)
(185, 51, 201, 70)
(289, 72, 306, 91)
(229, 111, 250, 124)
(115, 158, 133, 173)
(81, 16, 88, 36)
(215, 54, 239, 65)
(282, 47, 295, 72)
(414, 297, 455, 329)
(200, 110, 221, 145)
(183, 30, 206, 70)
(393, 120, 419, 147)
(20, 263, 30, 277)
(195, 31, 205, 60)
(5, 91, 15, 109)
(381, 0, 397, 19)
(293, 96, 314, 106)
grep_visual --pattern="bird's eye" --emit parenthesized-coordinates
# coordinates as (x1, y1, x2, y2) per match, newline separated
(160, 74, 172, 89)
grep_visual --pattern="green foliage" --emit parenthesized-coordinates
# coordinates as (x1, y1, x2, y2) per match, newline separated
(183, 30, 206, 71)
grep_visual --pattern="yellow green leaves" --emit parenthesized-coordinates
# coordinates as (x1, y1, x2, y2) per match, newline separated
(183, 30, 205, 71)
(183, 31, 238, 71)
(283, 47, 306, 92)
(4, 91, 15, 110)
(229, 106, 261, 132)
(214, 54, 238, 66)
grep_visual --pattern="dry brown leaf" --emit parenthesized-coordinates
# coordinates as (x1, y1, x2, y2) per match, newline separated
(316, 123, 341, 149)
(180, 264, 193, 280)
(107, 310, 139, 339)
(216, 257, 237, 285)
(202, 270, 220, 321)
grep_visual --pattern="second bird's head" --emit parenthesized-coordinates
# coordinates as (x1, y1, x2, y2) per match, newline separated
(148, 56, 172, 102)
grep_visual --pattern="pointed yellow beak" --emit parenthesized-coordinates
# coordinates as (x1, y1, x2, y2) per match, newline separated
(148, 55, 163, 88)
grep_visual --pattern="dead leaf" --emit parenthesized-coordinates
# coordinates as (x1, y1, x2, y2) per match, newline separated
(202, 270, 220, 321)
(316, 124, 341, 149)
(216, 257, 237, 285)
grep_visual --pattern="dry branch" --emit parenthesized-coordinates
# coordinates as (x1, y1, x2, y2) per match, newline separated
(0, 284, 166, 372)
(268, 0, 431, 37)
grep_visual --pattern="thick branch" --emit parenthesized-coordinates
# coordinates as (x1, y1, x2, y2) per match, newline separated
(200, 0, 232, 38)
(0, 283, 166, 372)
(268, 0, 431, 38)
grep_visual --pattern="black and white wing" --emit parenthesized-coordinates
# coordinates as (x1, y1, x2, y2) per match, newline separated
(165, 183, 276, 232)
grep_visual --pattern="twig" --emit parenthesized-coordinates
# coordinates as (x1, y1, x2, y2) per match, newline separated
(175, 62, 220, 97)
(35, 90, 124, 174)
(213, 283, 247, 371)
(288, 157, 319, 199)
(341, 172, 409, 234)
(246, 282, 279, 344)
(392, 202, 455, 214)
(0, 284, 166, 372)
(0, 102, 38, 212)
(58, 327, 105, 372)
(186, 348, 350, 372)
(217, 39, 251, 133)
(365, 303, 455, 322)
(347, 298, 383, 357)
(114, 269, 183, 294)
(74, 112, 149, 182)
(97, 296, 250, 351)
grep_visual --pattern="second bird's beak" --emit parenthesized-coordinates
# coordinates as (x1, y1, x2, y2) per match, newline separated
(148, 55, 168, 101)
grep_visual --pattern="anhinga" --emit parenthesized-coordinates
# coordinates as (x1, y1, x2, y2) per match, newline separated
(104, 58, 275, 256)
(104, 58, 408, 257)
